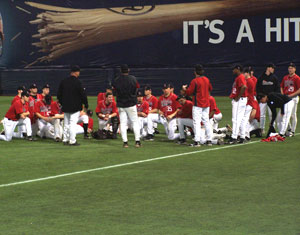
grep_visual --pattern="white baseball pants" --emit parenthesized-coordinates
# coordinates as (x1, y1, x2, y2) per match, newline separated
(210, 113, 223, 130)
(239, 104, 252, 139)
(63, 111, 80, 144)
(277, 100, 294, 135)
(289, 96, 299, 132)
(231, 97, 247, 139)
(38, 118, 62, 139)
(177, 118, 194, 140)
(193, 106, 212, 142)
(119, 106, 140, 143)
(0, 117, 32, 141)
(260, 102, 272, 131)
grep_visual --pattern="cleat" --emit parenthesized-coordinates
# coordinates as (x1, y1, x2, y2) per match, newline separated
(154, 128, 160, 134)
(189, 141, 201, 147)
(63, 142, 69, 145)
(245, 137, 250, 141)
(55, 137, 61, 142)
(123, 142, 129, 148)
(227, 138, 237, 145)
(238, 138, 246, 144)
(176, 139, 187, 145)
(69, 142, 80, 146)
(206, 140, 213, 146)
(135, 141, 142, 148)
(144, 134, 154, 141)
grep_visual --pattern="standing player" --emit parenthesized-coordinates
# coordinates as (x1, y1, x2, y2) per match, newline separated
(112, 64, 141, 147)
(182, 64, 213, 147)
(209, 95, 222, 132)
(0, 91, 33, 141)
(136, 91, 149, 137)
(280, 63, 300, 137)
(146, 84, 180, 141)
(95, 92, 118, 138)
(57, 65, 88, 146)
(144, 85, 159, 134)
(227, 65, 248, 144)
(256, 63, 280, 134)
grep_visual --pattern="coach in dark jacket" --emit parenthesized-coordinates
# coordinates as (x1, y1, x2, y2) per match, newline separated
(57, 65, 88, 146)
(112, 64, 141, 148)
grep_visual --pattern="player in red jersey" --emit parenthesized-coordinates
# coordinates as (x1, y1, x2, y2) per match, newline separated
(97, 86, 114, 104)
(37, 84, 52, 101)
(28, 83, 40, 136)
(176, 95, 194, 144)
(34, 94, 61, 140)
(246, 100, 262, 138)
(11, 86, 26, 105)
(0, 91, 33, 141)
(136, 91, 149, 137)
(238, 68, 255, 143)
(209, 95, 222, 131)
(95, 92, 118, 138)
(227, 64, 248, 144)
(249, 67, 257, 97)
(280, 63, 300, 137)
(144, 85, 159, 133)
(76, 110, 94, 136)
(146, 84, 180, 141)
(182, 64, 213, 147)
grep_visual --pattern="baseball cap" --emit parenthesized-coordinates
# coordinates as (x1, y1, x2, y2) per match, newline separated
(137, 90, 143, 97)
(144, 85, 152, 91)
(266, 63, 276, 69)
(71, 65, 80, 72)
(21, 91, 30, 97)
(233, 64, 243, 71)
(195, 64, 204, 71)
(288, 62, 296, 68)
(42, 84, 50, 89)
(243, 67, 251, 73)
(30, 83, 38, 89)
(163, 83, 171, 89)
(87, 110, 93, 116)
(176, 94, 186, 101)
(17, 85, 26, 91)
(120, 64, 129, 73)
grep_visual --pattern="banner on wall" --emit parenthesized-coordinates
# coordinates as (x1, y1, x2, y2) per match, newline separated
(0, 0, 300, 69)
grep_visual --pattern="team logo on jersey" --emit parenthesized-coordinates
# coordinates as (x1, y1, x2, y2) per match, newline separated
(161, 99, 172, 107)
(101, 107, 112, 114)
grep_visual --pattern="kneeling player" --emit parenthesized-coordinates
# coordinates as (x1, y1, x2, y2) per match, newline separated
(136, 91, 149, 137)
(76, 110, 94, 137)
(0, 91, 33, 141)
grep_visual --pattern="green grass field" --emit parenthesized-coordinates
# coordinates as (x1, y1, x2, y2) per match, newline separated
(0, 96, 299, 235)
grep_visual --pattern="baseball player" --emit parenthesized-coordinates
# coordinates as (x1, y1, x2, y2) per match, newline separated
(280, 63, 300, 137)
(11, 86, 26, 104)
(228, 64, 248, 144)
(249, 67, 257, 97)
(28, 83, 40, 136)
(257, 92, 292, 137)
(182, 64, 213, 147)
(0, 91, 33, 141)
(256, 63, 280, 133)
(146, 83, 180, 141)
(136, 91, 149, 137)
(209, 95, 222, 132)
(49, 99, 64, 141)
(97, 86, 114, 104)
(76, 110, 94, 136)
(144, 85, 159, 134)
(176, 95, 194, 144)
(95, 92, 118, 138)
(34, 94, 62, 140)
(238, 68, 255, 143)
(246, 100, 262, 139)
(37, 84, 53, 101)
(76, 110, 92, 139)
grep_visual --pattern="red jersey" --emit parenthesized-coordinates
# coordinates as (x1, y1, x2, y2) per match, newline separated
(230, 74, 248, 99)
(95, 100, 118, 120)
(5, 100, 28, 121)
(11, 95, 21, 105)
(144, 95, 158, 111)
(79, 117, 94, 130)
(34, 100, 51, 117)
(177, 100, 193, 119)
(50, 101, 63, 116)
(280, 74, 300, 95)
(185, 76, 212, 107)
(97, 92, 116, 104)
(158, 94, 181, 117)
(209, 96, 221, 115)
(37, 94, 53, 102)
(246, 78, 255, 107)
(250, 76, 257, 96)
(252, 100, 260, 122)
(137, 101, 149, 116)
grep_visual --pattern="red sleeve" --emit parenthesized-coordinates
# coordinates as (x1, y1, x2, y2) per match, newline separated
(209, 97, 217, 111)
(88, 118, 94, 129)
(295, 76, 300, 90)
(97, 93, 101, 104)
(112, 102, 118, 114)
(50, 102, 58, 116)
(95, 102, 102, 113)
(34, 102, 40, 114)
(157, 96, 162, 110)
(209, 80, 213, 92)
(185, 79, 196, 96)
(144, 102, 149, 115)
(152, 96, 158, 109)
(15, 101, 24, 115)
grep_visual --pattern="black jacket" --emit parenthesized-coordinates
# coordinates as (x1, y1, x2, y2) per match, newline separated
(256, 72, 280, 95)
(267, 92, 291, 126)
(57, 75, 88, 113)
(112, 74, 138, 108)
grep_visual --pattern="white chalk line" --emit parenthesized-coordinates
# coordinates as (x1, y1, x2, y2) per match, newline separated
(0, 134, 298, 188)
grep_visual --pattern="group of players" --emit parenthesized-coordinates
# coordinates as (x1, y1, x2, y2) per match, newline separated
(0, 62, 299, 147)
